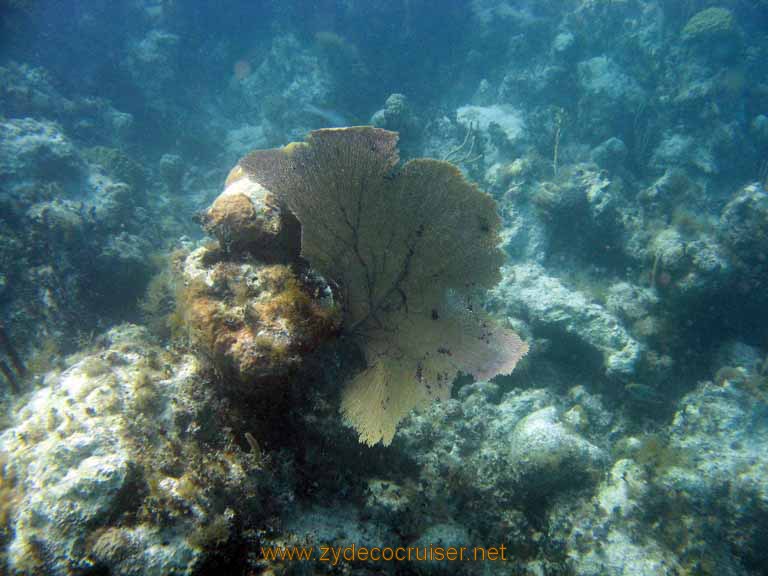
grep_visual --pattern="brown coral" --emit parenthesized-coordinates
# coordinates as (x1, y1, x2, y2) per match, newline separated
(180, 249, 340, 388)
(200, 166, 300, 260)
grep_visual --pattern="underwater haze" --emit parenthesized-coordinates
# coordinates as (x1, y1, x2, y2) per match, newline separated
(1, 1, 768, 574)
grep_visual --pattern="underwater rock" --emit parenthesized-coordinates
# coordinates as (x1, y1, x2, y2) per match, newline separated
(491, 263, 641, 377)
(0, 62, 72, 119)
(277, 506, 387, 569)
(647, 221, 732, 299)
(399, 383, 610, 508)
(569, 525, 680, 575)
(90, 181, 134, 230)
(409, 522, 471, 574)
(69, 101, 135, 147)
(8, 136, 160, 344)
(580, 164, 626, 230)
(179, 244, 340, 389)
(87, 524, 197, 576)
(551, 31, 576, 58)
(370, 94, 422, 158)
(0, 82, 144, 359)
(650, 228, 686, 275)
(498, 60, 578, 106)
(0, 327, 193, 574)
(566, 384, 616, 434)
(0, 324, 269, 575)
(0, 117, 82, 197)
(419, 115, 459, 162)
(751, 114, 768, 145)
(636, 168, 695, 214)
(456, 104, 525, 142)
(364, 478, 415, 527)
(132, 29, 180, 67)
(563, 459, 681, 576)
(82, 148, 145, 233)
(498, 62, 571, 104)
(590, 137, 627, 173)
(124, 29, 181, 112)
(0, 62, 133, 148)
(720, 183, 768, 272)
(370, 93, 412, 131)
(681, 7, 741, 61)
(715, 341, 764, 375)
(224, 124, 268, 166)
(451, 103, 529, 194)
(26, 198, 86, 243)
(527, 164, 628, 243)
(682, 7, 737, 42)
(674, 235, 732, 295)
(668, 380, 768, 491)
(159, 153, 184, 195)
(234, 33, 333, 140)
(96, 232, 156, 299)
(200, 165, 301, 259)
(605, 282, 659, 324)
(96, 106, 135, 146)
(597, 459, 648, 518)
(649, 130, 718, 175)
(658, 379, 768, 569)
(84, 146, 147, 196)
(498, 197, 549, 263)
(388, 382, 619, 573)
(576, 56, 644, 143)
(507, 406, 607, 495)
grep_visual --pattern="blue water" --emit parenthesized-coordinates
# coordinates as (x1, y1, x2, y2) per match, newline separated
(1, 2, 768, 575)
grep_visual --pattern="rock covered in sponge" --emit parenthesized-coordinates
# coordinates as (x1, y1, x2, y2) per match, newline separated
(0, 326, 209, 575)
(180, 244, 340, 388)
(200, 164, 300, 259)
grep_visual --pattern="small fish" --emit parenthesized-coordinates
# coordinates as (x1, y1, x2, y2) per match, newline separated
(302, 103, 348, 127)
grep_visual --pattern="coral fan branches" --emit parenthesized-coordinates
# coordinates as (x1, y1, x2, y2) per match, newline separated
(240, 127, 527, 446)
(242, 128, 401, 328)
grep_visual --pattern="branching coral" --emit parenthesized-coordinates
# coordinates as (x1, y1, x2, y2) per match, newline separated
(237, 127, 528, 445)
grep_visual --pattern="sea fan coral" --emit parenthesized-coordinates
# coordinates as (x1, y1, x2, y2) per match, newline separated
(238, 127, 528, 445)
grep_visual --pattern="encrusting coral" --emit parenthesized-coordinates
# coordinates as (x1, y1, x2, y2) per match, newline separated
(232, 126, 528, 445)
(178, 244, 340, 389)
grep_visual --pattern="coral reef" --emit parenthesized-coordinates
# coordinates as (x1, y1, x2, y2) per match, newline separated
(229, 33, 334, 145)
(0, 325, 270, 575)
(491, 263, 640, 377)
(681, 7, 738, 44)
(370, 93, 421, 155)
(2, 1, 768, 574)
(0, 118, 82, 196)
